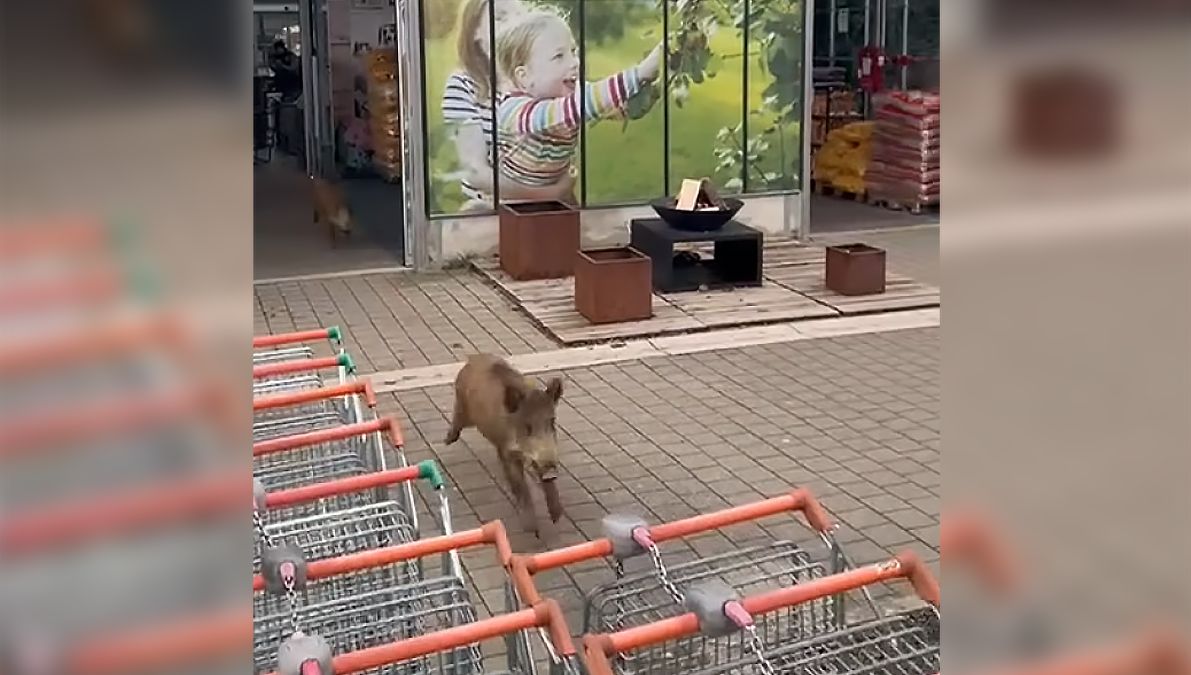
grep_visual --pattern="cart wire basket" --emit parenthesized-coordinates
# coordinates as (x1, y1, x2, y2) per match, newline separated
(509, 490, 870, 657)
(253, 326, 343, 366)
(258, 600, 581, 675)
(253, 351, 356, 398)
(252, 521, 514, 675)
(253, 380, 377, 443)
(253, 416, 404, 492)
(253, 461, 447, 574)
(581, 550, 941, 675)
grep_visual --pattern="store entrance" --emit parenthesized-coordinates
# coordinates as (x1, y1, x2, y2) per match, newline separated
(253, 0, 407, 280)
(807, 0, 939, 235)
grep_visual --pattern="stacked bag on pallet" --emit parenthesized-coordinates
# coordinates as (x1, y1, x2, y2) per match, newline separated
(866, 90, 940, 207)
(364, 48, 402, 181)
(812, 121, 875, 195)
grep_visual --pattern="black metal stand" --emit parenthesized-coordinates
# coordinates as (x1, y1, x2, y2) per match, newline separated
(629, 218, 763, 293)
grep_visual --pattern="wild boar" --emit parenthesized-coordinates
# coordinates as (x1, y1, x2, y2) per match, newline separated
(445, 354, 563, 535)
(311, 176, 353, 244)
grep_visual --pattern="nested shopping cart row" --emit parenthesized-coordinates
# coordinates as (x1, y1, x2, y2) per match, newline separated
(249, 327, 940, 675)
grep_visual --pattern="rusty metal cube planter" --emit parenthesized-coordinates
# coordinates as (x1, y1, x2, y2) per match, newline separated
(574, 247, 653, 324)
(498, 201, 580, 280)
(825, 243, 886, 296)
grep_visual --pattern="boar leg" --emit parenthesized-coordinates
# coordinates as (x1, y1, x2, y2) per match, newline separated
(497, 447, 538, 536)
(444, 397, 467, 445)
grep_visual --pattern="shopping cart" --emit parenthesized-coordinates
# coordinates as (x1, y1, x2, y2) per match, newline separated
(253, 351, 356, 398)
(253, 416, 405, 492)
(1, 469, 242, 557)
(252, 521, 513, 675)
(253, 460, 447, 573)
(253, 327, 343, 366)
(506, 489, 868, 668)
(258, 600, 581, 675)
(253, 380, 377, 442)
(580, 549, 941, 675)
(1, 380, 230, 511)
(0, 606, 248, 675)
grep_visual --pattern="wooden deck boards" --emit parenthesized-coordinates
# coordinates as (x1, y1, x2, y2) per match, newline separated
(472, 237, 939, 344)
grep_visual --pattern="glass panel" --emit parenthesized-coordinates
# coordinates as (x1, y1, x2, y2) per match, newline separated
(666, 0, 744, 195)
(578, 0, 665, 207)
(743, 0, 804, 192)
(422, 0, 503, 215)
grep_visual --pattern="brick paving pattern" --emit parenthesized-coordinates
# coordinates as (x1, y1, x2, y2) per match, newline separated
(378, 327, 940, 633)
(254, 270, 554, 372)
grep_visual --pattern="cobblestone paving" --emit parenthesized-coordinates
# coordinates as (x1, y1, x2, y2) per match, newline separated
(254, 270, 554, 372)
(378, 327, 940, 635)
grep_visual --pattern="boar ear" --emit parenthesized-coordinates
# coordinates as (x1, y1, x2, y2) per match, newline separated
(545, 377, 564, 403)
(503, 385, 524, 413)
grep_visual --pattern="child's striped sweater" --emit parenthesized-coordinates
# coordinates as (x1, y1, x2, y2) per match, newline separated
(495, 67, 644, 187)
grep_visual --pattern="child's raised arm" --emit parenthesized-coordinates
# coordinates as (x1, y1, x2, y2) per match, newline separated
(499, 43, 663, 136)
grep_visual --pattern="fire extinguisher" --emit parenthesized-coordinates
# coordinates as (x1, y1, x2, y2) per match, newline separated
(857, 44, 886, 93)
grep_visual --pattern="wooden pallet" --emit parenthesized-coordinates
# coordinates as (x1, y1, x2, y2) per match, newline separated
(767, 264, 940, 315)
(866, 194, 939, 215)
(472, 237, 938, 344)
(812, 180, 866, 202)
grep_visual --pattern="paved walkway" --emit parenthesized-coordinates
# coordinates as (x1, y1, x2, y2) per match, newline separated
(255, 225, 941, 635)
(379, 328, 939, 630)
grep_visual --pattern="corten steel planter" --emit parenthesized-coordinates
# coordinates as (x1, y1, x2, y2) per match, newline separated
(498, 201, 580, 280)
(574, 247, 653, 324)
(825, 243, 886, 296)
(1012, 68, 1118, 158)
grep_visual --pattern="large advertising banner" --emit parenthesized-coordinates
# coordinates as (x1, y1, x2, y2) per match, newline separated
(422, 0, 804, 216)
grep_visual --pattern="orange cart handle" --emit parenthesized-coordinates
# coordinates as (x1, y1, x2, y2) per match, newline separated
(524, 489, 834, 576)
(252, 416, 404, 457)
(253, 326, 342, 349)
(251, 521, 512, 592)
(0, 314, 190, 375)
(260, 601, 575, 675)
(0, 471, 243, 556)
(0, 383, 223, 459)
(0, 219, 106, 258)
(263, 463, 440, 509)
(940, 511, 1021, 594)
(252, 380, 376, 411)
(586, 549, 938, 656)
(252, 353, 353, 379)
(0, 268, 122, 312)
(68, 608, 250, 674)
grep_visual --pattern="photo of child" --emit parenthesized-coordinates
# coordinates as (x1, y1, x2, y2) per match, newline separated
(441, 0, 565, 211)
(423, 0, 800, 215)
(493, 10, 662, 205)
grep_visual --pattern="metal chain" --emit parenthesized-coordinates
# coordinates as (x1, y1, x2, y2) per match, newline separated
(612, 557, 625, 578)
(742, 624, 777, 675)
(253, 509, 276, 549)
(284, 571, 302, 637)
(645, 543, 684, 605)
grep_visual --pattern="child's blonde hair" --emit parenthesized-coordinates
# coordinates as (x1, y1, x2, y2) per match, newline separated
(495, 9, 569, 90)
(456, 0, 497, 102)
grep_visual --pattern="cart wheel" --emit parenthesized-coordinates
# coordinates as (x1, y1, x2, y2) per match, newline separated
(278, 632, 333, 675)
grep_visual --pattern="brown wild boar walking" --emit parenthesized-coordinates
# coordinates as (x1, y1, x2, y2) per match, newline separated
(445, 354, 564, 535)
(311, 175, 353, 244)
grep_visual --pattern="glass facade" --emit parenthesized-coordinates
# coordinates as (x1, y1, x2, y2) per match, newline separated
(420, 0, 807, 217)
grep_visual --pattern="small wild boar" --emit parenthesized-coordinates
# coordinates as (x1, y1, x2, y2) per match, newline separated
(311, 176, 353, 244)
(445, 354, 564, 535)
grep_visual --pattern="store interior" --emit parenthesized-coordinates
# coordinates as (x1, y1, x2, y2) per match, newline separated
(253, 0, 406, 280)
(808, 0, 940, 235)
